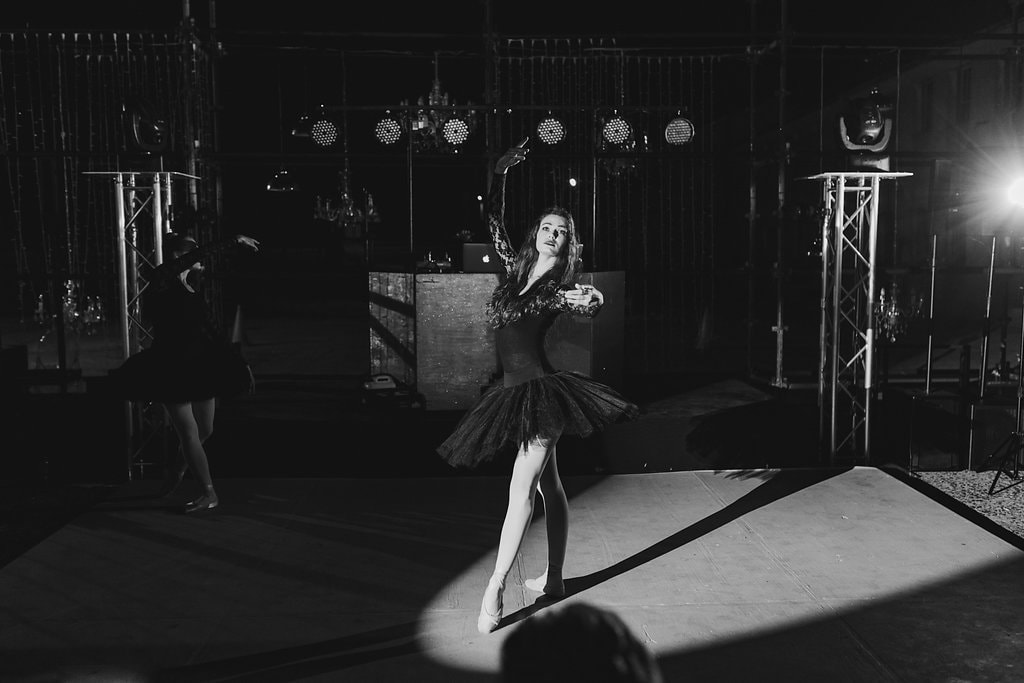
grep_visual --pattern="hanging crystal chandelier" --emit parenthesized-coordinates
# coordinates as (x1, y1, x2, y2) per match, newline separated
(313, 164, 380, 238)
(374, 55, 477, 154)
(876, 282, 924, 343)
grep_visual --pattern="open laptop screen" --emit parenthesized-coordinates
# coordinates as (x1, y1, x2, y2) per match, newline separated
(462, 242, 504, 273)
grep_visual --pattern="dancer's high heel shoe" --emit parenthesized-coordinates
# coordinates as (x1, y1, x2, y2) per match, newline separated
(477, 574, 504, 635)
(524, 569, 565, 598)
(184, 487, 218, 514)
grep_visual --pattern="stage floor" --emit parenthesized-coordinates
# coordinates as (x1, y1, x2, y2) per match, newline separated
(2, 466, 1023, 682)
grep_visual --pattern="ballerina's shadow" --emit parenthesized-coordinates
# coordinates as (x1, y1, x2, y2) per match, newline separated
(499, 466, 852, 630)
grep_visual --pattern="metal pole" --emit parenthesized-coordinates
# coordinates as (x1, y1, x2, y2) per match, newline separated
(126, 173, 140, 355)
(864, 174, 882, 463)
(152, 173, 164, 265)
(818, 178, 831, 462)
(161, 171, 174, 234)
(112, 172, 135, 481)
(591, 118, 598, 266)
(1013, 284, 1024, 476)
(747, 0, 758, 379)
(407, 130, 414, 258)
(980, 235, 996, 399)
(830, 176, 846, 461)
(925, 233, 937, 394)
(773, 0, 789, 388)
(114, 174, 130, 361)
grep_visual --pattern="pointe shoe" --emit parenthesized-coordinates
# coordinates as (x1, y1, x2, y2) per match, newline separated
(524, 570, 565, 597)
(183, 492, 219, 514)
(477, 575, 504, 634)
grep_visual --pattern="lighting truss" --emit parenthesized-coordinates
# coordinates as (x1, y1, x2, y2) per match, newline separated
(84, 170, 201, 482)
(810, 170, 912, 465)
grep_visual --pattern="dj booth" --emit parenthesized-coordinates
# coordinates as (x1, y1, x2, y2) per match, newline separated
(367, 270, 626, 410)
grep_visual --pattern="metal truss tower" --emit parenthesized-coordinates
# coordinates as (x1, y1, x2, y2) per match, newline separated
(86, 170, 200, 481)
(809, 171, 912, 465)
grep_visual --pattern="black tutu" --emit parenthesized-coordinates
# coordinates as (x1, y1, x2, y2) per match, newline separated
(107, 342, 252, 403)
(437, 370, 639, 468)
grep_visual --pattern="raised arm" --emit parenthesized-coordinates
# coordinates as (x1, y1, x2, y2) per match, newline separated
(487, 173, 517, 275)
(488, 138, 530, 275)
(142, 234, 259, 286)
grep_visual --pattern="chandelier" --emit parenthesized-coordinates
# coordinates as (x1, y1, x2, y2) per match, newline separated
(375, 55, 477, 154)
(313, 165, 380, 239)
(876, 282, 924, 343)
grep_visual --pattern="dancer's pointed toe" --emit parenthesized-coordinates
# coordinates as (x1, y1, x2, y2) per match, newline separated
(477, 574, 504, 634)
(183, 493, 218, 514)
(477, 603, 501, 634)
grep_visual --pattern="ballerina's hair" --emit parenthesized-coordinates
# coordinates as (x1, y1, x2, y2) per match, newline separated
(486, 206, 583, 329)
(162, 232, 198, 262)
(510, 206, 582, 288)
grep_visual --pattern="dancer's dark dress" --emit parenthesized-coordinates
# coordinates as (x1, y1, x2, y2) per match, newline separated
(108, 239, 251, 403)
(437, 174, 638, 468)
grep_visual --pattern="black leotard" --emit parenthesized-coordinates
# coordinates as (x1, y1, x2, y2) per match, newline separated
(107, 239, 251, 403)
(437, 174, 637, 467)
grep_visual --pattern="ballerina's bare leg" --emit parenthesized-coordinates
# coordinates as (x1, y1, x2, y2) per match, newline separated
(164, 399, 219, 513)
(524, 446, 568, 596)
(478, 431, 560, 633)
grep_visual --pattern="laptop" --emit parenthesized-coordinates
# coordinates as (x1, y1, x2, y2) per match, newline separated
(462, 242, 504, 273)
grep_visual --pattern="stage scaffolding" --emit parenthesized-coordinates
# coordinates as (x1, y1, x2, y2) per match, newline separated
(85, 170, 200, 481)
(809, 172, 912, 465)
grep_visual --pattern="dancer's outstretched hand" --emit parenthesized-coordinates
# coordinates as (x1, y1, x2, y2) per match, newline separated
(562, 284, 603, 307)
(495, 137, 529, 175)
(234, 234, 261, 252)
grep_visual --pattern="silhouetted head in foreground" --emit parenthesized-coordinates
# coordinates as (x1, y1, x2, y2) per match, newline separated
(500, 602, 664, 683)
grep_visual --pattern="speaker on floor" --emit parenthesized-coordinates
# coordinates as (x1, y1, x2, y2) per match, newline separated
(968, 400, 1020, 472)
(907, 390, 969, 471)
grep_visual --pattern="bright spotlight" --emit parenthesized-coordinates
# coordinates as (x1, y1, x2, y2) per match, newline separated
(375, 115, 403, 145)
(664, 116, 695, 145)
(311, 116, 338, 148)
(1007, 177, 1024, 207)
(536, 116, 566, 145)
(602, 116, 632, 146)
(442, 118, 471, 146)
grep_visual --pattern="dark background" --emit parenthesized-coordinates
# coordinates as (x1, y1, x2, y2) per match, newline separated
(1, 0, 1016, 379)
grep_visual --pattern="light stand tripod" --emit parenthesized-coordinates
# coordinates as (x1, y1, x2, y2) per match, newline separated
(978, 284, 1024, 495)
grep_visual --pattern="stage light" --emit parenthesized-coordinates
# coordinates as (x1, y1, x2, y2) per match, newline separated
(375, 114, 403, 145)
(125, 97, 169, 153)
(442, 118, 471, 146)
(664, 116, 694, 145)
(311, 117, 338, 148)
(602, 115, 633, 146)
(536, 116, 566, 145)
(838, 87, 893, 171)
(266, 169, 297, 193)
(1007, 177, 1024, 207)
